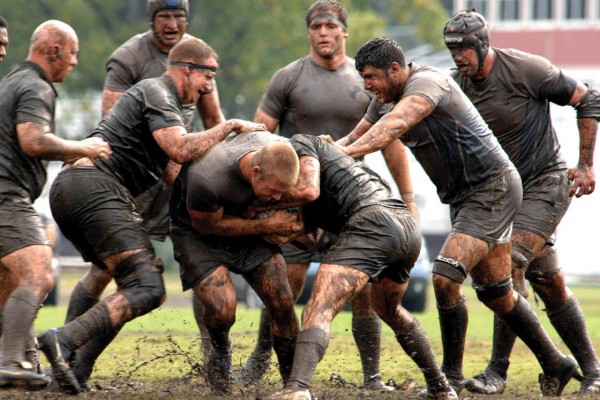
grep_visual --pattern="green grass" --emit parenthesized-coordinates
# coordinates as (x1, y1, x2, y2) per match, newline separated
(33, 270, 600, 399)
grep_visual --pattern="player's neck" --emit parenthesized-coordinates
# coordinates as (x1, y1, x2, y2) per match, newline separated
(310, 49, 346, 69)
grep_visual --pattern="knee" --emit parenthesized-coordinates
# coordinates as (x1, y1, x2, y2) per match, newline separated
(432, 256, 467, 305)
(286, 263, 309, 299)
(121, 271, 166, 317)
(472, 277, 513, 311)
(206, 297, 236, 331)
(114, 251, 166, 317)
(511, 242, 535, 271)
(38, 264, 56, 292)
(432, 272, 463, 307)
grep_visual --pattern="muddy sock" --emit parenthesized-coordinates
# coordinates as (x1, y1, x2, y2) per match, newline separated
(273, 335, 296, 383)
(438, 296, 468, 383)
(25, 326, 40, 372)
(205, 333, 232, 391)
(485, 315, 514, 378)
(396, 318, 447, 391)
(2, 288, 40, 365)
(61, 302, 113, 348)
(65, 282, 100, 323)
(245, 307, 273, 365)
(286, 328, 329, 390)
(499, 295, 562, 374)
(73, 325, 122, 380)
(548, 296, 600, 379)
(192, 295, 212, 361)
(352, 315, 381, 385)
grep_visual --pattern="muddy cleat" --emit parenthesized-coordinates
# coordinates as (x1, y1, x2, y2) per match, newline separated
(578, 377, 600, 397)
(0, 362, 51, 390)
(465, 369, 507, 394)
(539, 355, 581, 397)
(417, 386, 459, 400)
(37, 329, 81, 395)
(263, 388, 313, 400)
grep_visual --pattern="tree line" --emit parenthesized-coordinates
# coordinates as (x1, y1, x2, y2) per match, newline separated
(0, 0, 449, 125)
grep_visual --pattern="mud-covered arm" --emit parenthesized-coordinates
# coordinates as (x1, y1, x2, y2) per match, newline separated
(17, 122, 111, 162)
(342, 95, 433, 159)
(567, 83, 599, 197)
(152, 119, 265, 164)
(189, 206, 303, 237)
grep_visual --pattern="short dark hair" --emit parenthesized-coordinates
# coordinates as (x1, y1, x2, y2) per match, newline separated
(305, 0, 348, 29)
(169, 37, 217, 64)
(355, 37, 406, 73)
(0, 15, 7, 29)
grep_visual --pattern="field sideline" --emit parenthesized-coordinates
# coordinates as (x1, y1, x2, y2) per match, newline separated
(5, 270, 600, 399)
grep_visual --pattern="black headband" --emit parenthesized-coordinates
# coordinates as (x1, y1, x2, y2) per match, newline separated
(169, 61, 217, 73)
(308, 13, 347, 29)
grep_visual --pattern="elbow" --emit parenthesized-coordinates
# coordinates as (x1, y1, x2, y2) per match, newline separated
(168, 151, 188, 165)
(301, 187, 320, 203)
(21, 143, 44, 159)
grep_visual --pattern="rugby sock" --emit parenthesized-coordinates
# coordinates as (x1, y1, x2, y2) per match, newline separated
(61, 302, 112, 348)
(25, 326, 40, 372)
(438, 296, 467, 384)
(548, 296, 600, 378)
(272, 335, 296, 383)
(352, 315, 382, 385)
(499, 295, 563, 374)
(285, 327, 329, 390)
(485, 315, 514, 378)
(65, 282, 100, 323)
(240, 307, 272, 380)
(73, 325, 122, 380)
(1, 288, 40, 365)
(395, 318, 447, 391)
(205, 335, 232, 391)
(192, 295, 212, 361)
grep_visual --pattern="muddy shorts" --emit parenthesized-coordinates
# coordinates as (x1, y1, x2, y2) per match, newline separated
(513, 169, 571, 245)
(450, 168, 522, 248)
(170, 225, 282, 291)
(49, 167, 152, 267)
(281, 231, 337, 264)
(0, 179, 49, 259)
(322, 205, 421, 284)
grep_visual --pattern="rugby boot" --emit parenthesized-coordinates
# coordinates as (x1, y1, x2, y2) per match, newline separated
(0, 362, 50, 390)
(263, 388, 312, 400)
(37, 329, 81, 394)
(363, 374, 401, 391)
(417, 385, 458, 400)
(443, 372, 464, 395)
(539, 355, 581, 396)
(579, 377, 600, 397)
(464, 369, 508, 394)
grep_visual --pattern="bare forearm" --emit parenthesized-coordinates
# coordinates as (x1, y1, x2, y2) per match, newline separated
(18, 123, 94, 161)
(578, 118, 597, 166)
(193, 216, 261, 236)
(345, 127, 397, 159)
(178, 121, 237, 162)
(192, 215, 287, 236)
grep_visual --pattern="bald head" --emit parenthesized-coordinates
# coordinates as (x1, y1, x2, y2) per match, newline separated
(27, 20, 78, 82)
(251, 142, 300, 188)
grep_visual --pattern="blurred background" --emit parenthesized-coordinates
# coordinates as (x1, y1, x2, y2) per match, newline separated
(0, 0, 595, 303)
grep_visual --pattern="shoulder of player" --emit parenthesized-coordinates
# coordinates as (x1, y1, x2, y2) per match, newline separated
(9, 65, 55, 96)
